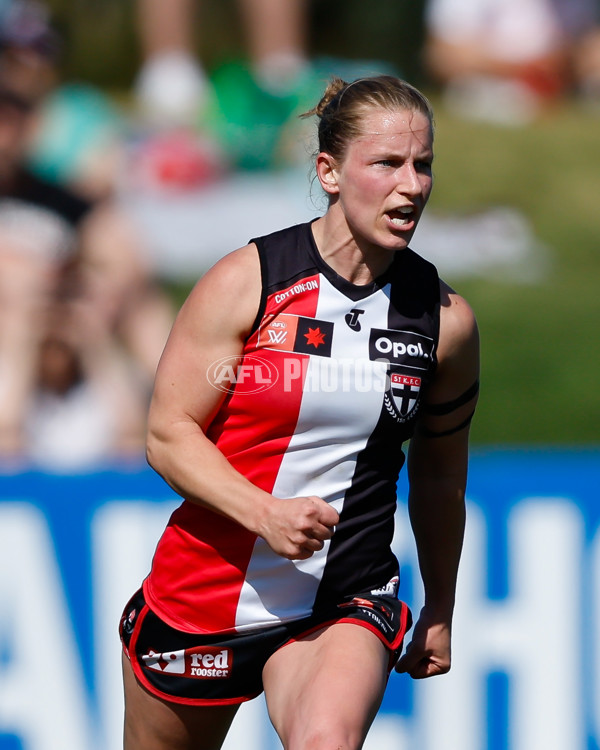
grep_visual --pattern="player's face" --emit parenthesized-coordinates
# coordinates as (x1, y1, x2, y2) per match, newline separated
(320, 107, 434, 253)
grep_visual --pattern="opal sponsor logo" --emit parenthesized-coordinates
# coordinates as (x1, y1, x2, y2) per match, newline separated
(369, 328, 434, 370)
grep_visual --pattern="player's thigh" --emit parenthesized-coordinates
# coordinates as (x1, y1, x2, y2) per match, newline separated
(262, 623, 390, 750)
(122, 653, 239, 750)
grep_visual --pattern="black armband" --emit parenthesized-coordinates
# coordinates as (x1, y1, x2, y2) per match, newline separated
(422, 379, 479, 416)
(418, 410, 475, 439)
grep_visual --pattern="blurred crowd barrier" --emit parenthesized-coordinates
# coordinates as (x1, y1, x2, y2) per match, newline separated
(1, 448, 599, 750)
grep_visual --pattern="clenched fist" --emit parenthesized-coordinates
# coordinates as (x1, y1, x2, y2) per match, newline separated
(259, 495, 340, 560)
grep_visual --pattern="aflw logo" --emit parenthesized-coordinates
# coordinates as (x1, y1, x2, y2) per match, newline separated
(267, 328, 287, 345)
(142, 647, 232, 679)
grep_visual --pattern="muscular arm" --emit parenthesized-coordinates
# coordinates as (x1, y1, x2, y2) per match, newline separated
(146, 244, 338, 560)
(396, 280, 479, 678)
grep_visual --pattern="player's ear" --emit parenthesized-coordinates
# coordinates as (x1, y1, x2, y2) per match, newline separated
(316, 152, 339, 195)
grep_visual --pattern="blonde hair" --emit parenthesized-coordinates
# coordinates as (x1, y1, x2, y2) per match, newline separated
(302, 74, 434, 161)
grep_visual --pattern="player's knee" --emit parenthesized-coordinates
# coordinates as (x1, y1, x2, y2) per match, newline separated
(285, 719, 363, 750)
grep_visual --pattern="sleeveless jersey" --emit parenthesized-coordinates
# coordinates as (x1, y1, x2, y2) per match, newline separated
(144, 221, 441, 634)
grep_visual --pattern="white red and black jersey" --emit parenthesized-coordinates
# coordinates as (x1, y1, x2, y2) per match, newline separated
(145, 221, 440, 634)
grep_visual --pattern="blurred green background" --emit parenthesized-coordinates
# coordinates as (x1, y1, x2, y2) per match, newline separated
(430, 104, 600, 446)
(42, 0, 600, 448)
(42, 0, 429, 90)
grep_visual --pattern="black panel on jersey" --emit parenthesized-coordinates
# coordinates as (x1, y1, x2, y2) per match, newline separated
(249, 221, 441, 604)
(312, 435, 407, 609)
(313, 246, 441, 607)
(249, 222, 321, 335)
(249, 221, 437, 335)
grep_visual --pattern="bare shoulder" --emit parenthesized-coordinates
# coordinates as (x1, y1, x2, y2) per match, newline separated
(187, 243, 260, 306)
(437, 279, 479, 365)
(150, 243, 262, 426)
(178, 243, 261, 340)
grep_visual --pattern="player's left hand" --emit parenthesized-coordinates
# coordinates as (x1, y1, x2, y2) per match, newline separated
(394, 608, 452, 679)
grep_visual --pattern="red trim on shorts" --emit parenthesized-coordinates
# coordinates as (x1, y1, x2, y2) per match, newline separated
(121, 590, 411, 706)
(124, 604, 260, 706)
(280, 605, 410, 672)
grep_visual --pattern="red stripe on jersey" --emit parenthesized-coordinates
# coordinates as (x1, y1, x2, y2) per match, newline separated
(215, 275, 321, 491)
(144, 506, 257, 633)
(145, 275, 320, 633)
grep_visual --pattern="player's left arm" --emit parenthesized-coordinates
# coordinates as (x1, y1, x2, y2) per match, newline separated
(396, 280, 479, 679)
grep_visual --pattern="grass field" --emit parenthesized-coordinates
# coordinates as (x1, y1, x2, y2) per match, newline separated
(424, 99, 600, 446)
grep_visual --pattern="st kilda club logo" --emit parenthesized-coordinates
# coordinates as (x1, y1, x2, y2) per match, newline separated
(368, 327, 435, 423)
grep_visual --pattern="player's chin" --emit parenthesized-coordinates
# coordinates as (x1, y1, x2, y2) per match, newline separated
(379, 227, 414, 251)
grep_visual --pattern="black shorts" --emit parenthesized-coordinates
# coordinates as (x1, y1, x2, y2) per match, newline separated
(120, 588, 412, 706)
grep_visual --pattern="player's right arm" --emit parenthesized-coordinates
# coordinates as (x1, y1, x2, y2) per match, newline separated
(146, 244, 338, 559)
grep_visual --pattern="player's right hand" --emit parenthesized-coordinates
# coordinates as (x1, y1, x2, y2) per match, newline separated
(259, 495, 339, 560)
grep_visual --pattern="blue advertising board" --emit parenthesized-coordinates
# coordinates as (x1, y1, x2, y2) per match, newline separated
(1, 448, 599, 750)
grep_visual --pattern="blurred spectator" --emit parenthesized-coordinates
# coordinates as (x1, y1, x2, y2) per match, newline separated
(0, 1, 175, 385)
(22, 275, 147, 472)
(134, 0, 211, 128)
(0, 75, 173, 462)
(423, 0, 599, 123)
(135, 0, 310, 124)
(0, 0, 59, 101)
(572, 23, 600, 109)
(133, 0, 322, 170)
(0, 85, 92, 456)
(0, 0, 126, 200)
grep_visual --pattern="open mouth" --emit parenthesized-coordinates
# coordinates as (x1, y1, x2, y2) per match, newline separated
(387, 206, 415, 227)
